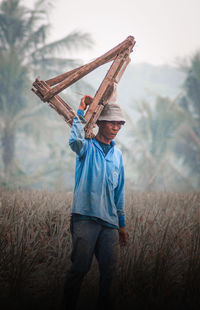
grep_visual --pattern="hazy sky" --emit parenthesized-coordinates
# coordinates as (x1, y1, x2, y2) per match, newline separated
(27, 0, 200, 66)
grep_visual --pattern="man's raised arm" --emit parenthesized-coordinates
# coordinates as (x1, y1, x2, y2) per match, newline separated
(69, 95, 93, 157)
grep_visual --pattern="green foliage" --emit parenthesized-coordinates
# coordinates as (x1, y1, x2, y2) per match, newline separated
(175, 52, 200, 187)
(137, 97, 180, 159)
(184, 53, 200, 118)
(122, 53, 200, 191)
(0, 0, 93, 187)
(125, 96, 192, 191)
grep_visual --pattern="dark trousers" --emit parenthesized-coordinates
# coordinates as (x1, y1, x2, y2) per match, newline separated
(63, 219, 119, 310)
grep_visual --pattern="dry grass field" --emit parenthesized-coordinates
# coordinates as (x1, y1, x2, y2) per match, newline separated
(0, 188, 199, 310)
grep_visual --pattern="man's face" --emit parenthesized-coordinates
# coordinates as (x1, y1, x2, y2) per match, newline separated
(97, 121, 123, 141)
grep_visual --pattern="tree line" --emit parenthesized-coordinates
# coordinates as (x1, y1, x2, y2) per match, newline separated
(0, 0, 199, 191)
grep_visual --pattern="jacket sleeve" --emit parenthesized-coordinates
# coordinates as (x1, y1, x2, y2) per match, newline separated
(114, 157, 126, 227)
(69, 110, 88, 158)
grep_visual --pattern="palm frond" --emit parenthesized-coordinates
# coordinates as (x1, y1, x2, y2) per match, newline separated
(33, 0, 53, 14)
(0, 0, 95, 186)
(30, 57, 83, 80)
(0, 0, 27, 48)
(31, 31, 94, 58)
(21, 24, 49, 55)
(32, 56, 81, 69)
(11, 103, 45, 129)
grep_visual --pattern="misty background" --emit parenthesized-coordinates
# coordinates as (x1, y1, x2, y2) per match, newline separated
(0, 0, 200, 191)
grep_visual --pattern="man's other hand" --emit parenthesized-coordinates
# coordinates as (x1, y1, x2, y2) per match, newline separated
(119, 227, 129, 246)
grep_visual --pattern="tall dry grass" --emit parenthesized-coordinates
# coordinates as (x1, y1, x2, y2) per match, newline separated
(119, 191, 200, 309)
(0, 188, 199, 309)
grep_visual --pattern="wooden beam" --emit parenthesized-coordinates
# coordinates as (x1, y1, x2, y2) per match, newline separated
(32, 79, 75, 126)
(42, 36, 135, 101)
(32, 35, 136, 135)
(84, 51, 129, 138)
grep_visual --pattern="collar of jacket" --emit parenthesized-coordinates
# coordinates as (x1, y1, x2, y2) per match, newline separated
(92, 138, 116, 155)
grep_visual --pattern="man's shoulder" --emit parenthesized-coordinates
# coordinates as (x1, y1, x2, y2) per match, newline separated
(114, 145, 122, 155)
(113, 145, 123, 165)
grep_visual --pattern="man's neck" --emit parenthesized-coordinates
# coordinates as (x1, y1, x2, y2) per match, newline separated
(95, 133, 111, 145)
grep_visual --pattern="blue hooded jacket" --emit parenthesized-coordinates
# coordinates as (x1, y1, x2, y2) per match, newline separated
(69, 112, 125, 228)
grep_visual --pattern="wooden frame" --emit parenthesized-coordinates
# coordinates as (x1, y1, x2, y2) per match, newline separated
(32, 36, 136, 138)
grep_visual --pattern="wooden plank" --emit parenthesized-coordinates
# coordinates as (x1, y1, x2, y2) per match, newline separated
(115, 55, 131, 83)
(42, 36, 135, 101)
(32, 36, 136, 133)
(84, 51, 128, 138)
(46, 66, 84, 87)
(84, 53, 126, 123)
(32, 79, 76, 126)
(45, 36, 135, 88)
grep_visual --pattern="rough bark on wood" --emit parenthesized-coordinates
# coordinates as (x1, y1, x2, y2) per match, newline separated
(84, 51, 130, 137)
(42, 36, 135, 101)
(32, 35, 136, 135)
(32, 79, 75, 126)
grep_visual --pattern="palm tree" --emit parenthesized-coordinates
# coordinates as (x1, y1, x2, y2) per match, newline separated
(0, 0, 93, 186)
(175, 52, 200, 188)
(125, 96, 193, 191)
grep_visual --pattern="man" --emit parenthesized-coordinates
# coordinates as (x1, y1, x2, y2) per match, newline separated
(63, 91, 128, 310)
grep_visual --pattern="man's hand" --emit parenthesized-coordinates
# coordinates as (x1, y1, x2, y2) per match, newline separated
(79, 95, 93, 111)
(119, 227, 129, 246)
